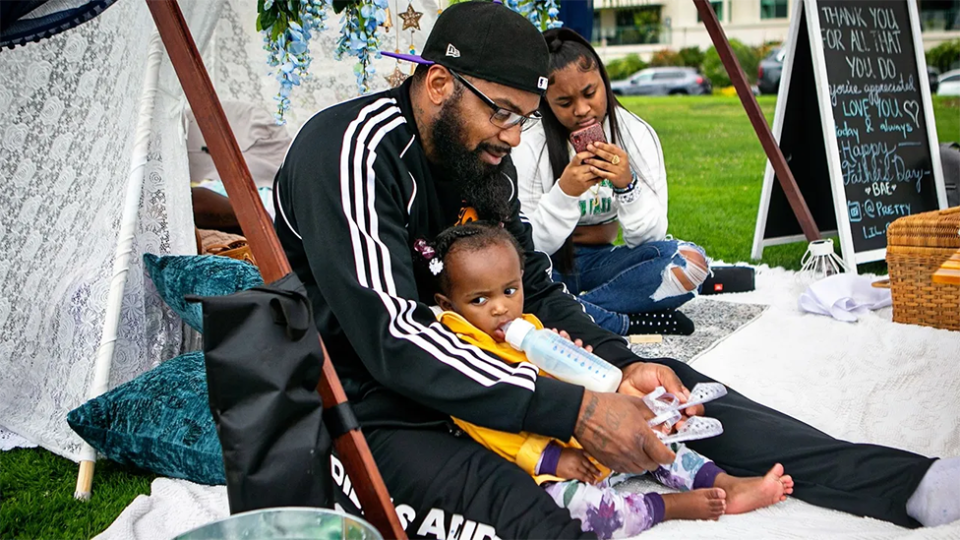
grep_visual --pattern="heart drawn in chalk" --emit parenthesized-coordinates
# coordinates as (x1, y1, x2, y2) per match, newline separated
(903, 100, 920, 127)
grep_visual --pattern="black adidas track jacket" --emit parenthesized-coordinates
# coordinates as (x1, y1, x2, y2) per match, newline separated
(274, 80, 640, 441)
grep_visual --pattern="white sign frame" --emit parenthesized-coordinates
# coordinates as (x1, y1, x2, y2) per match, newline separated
(752, 0, 947, 271)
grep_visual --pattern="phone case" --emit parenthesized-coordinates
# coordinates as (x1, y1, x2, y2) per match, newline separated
(569, 123, 606, 154)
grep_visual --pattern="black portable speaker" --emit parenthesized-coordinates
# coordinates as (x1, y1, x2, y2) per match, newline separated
(701, 265, 756, 295)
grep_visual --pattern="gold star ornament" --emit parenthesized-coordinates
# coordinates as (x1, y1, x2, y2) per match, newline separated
(386, 66, 409, 88)
(399, 3, 422, 31)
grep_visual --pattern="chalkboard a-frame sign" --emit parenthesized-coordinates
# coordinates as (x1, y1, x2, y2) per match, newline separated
(752, 0, 947, 271)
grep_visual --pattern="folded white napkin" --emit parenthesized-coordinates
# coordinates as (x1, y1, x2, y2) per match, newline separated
(798, 274, 892, 322)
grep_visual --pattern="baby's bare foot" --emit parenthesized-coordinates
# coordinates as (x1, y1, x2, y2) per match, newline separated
(663, 487, 726, 521)
(715, 463, 792, 515)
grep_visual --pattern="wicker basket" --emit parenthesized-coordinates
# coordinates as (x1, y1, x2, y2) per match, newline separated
(886, 207, 960, 330)
(195, 228, 258, 266)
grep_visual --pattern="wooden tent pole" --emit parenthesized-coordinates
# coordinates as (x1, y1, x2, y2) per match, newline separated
(144, 1, 406, 537)
(693, 0, 821, 242)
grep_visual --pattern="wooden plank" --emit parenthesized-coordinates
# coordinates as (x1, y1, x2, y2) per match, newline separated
(934, 249, 960, 284)
(693, 0, 821, 242)
(933, 268, 960, 285)
(145, 2, 406, 537)
(629, 334, 664, 344)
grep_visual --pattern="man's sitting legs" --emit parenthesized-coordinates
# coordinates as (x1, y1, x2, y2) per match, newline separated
(335, 427, 593, 539)
(653, 357, 935, 527)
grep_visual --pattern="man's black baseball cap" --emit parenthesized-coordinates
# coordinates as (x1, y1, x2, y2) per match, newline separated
(383, 1, 550, 95)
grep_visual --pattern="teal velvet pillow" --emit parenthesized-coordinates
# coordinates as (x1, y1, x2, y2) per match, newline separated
(67, 351, 225, 485)
(143, 254, 263, 332)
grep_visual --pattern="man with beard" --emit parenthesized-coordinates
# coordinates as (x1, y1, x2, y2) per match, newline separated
(275, 4, 678, 537)
(274, 1, 954, 537)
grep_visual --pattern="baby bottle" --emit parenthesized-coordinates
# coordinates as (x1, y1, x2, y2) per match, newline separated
(502, 319, 622, 393)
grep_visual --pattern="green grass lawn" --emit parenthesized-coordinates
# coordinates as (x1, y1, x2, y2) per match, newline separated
(1, 95, 957, 540)
(0, 450, 156, 539)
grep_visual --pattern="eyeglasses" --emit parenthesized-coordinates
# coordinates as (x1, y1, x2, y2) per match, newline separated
(448, 69, 542, 132)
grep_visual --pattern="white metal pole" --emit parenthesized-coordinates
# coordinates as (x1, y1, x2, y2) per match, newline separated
(74, 31, 165, 501)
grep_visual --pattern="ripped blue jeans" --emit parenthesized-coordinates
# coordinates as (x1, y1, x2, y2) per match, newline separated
(551, 240, 709, 335)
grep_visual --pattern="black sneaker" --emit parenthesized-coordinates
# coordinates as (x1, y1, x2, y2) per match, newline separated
(627, 309, 695, 336)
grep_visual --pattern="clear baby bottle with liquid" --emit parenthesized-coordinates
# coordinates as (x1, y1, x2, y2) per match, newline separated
(502, 319, 622, 393)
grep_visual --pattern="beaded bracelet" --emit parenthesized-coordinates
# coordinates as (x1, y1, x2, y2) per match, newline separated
(612, 170, 638, 194)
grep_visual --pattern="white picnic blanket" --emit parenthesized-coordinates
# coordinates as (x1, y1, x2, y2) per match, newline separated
(624, 265, 960, 539)
(96, 265, 960, 540)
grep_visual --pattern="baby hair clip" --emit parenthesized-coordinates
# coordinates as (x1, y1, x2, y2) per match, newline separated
(413, 238, 435, 259)
(414, 238, 444, 275)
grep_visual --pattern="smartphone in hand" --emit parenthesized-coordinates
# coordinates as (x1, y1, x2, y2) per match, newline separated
(569, 123, 607, 154)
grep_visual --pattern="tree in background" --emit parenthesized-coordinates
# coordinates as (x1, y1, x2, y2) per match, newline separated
(677, 46, 705, 70)
(926, 39, 960, 72)
(604, 53, 648, 81)
(629, 46, 705, 71)
(631, 7, 662, 45)
(648, 48, 681, 67)
(755, 40, 781, 62)
(703, 38, 760, 87)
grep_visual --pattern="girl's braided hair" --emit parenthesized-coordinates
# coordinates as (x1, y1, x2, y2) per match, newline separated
(425, 222, 525, 294)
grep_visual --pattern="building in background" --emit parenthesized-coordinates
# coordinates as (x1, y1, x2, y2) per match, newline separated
(591, 0, 960, 62)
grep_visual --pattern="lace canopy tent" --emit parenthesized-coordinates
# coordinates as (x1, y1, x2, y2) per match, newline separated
(0, 0, 204, 462)
(0, 0, 436, 470)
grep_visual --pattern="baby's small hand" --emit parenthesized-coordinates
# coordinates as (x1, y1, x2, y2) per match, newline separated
(556, 448, 603, 484)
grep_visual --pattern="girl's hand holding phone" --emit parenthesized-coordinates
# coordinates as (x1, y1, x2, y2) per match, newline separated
(585, 142, 632, 190)
(558, 151, 601, 197)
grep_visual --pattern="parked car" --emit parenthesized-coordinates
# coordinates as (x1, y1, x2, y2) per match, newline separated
(759, 44, 942, 95)
(611, 67, 712, 96)
(757, 46, 786, 95)
(937, 69, 960, 96)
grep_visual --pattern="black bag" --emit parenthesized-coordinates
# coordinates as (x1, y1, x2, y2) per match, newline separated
(188, 272, 333, 514)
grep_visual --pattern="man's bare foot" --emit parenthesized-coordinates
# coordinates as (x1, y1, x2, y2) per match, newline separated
(662, 488, 726, 521)
(714, 463, 794, 515)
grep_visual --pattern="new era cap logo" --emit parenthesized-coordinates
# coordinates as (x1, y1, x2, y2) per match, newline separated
(446, 44, 461, 58)
(538, 77, 548, 90)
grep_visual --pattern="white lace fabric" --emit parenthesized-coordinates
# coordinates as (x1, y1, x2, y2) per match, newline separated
(0, 0, 439, 461)
(0, 426, 38, 451)
(0, 0, 222, 461)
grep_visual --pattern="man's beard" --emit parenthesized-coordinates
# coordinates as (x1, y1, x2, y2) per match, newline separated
(431, 94, 513, 222)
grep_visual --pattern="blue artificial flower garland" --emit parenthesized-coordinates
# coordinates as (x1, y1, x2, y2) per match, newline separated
(257, 0, 560, 124)
(505, 0, 562, 32)
(334, 0, 389, 96)
(257, 0, 330, 124)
